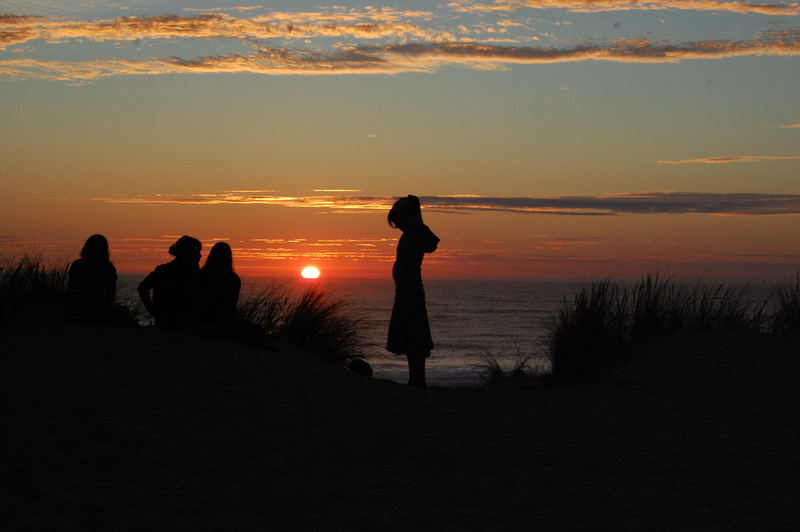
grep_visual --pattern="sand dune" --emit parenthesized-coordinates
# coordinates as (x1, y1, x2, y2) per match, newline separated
(3, 323, 799, 529)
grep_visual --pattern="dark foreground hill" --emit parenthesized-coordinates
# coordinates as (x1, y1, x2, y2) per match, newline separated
(3, 323, 799, 530)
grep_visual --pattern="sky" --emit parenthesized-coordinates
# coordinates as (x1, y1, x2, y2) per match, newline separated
(1, 0, 799, 280)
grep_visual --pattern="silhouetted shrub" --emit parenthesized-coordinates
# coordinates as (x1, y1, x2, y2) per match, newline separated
(546, 274, 766, 381)
(477, 351, 548, 385)
(769, 273, 800, 335)
(281, 288, 361, 364)
(237, 286, 289, 337)
(545, 280, 628, 380)
(238, 286, 361, 364)
(0, 255, 69, 326)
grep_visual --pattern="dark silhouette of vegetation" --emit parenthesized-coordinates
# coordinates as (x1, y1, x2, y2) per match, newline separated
(237, 286, 361, 364)
(477, 351, 549, 385)
(0, 255, 68, 325)
(236, 286, 289, 337)
(769, 272, 800, 336)
(545, 274, 768, 381)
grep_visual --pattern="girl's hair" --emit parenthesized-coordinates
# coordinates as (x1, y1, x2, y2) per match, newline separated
(387, 195, 423, 231)
(169, 235, 202, 259)
(80, 234, 110, 263)
(203, 242, 234, 272)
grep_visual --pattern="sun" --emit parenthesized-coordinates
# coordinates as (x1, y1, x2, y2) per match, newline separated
(301, 266, 321, 279)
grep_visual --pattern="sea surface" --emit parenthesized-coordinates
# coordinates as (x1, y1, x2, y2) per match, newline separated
(309, 279, 586, 386)
(120, 277, 583, 387)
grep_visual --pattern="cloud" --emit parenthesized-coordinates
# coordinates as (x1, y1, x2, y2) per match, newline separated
(658, 155, 800, 164)
(3, 34, 800, 81)
(448, 0, 800, 15)
(778, 123, 800, 128)
(0, 12, 451, 50)
(312, 189, 363, 192)
(90, 190, 800, 216)
(249, 8, 434, 23)
(183, 5, 265, 13)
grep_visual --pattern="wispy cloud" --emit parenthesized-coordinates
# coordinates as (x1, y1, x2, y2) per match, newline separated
(90, 190, 800, 216)
(448, 0, 800, 15)
(778, 123, 800, 128)
(183, 5, 265, 13)
(658, 155, 800, 164)
(249, 8, 435, 23)
(3, 34, 800, 81)
(0, 12, 451, 50)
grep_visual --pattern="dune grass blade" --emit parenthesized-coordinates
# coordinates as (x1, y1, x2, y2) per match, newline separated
(770, 272, 800, 335)
(280, 288, 361, 364)
(0, 255, 69, 326)
(545, 275, 767, 382)
(238, 286, 362, 365)
(237, 286, 289, 337)
(477, 351, 547, 385)
(545, 280, 628, 381)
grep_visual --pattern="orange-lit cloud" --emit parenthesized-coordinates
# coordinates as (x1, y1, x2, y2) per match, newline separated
(249, 8, 434, 23)
(3, 34, 800, 81)
(183, 5, 265, 13)
(658, 155, 800, 164)
(0, 12, 452, 50)
(90, 191, 800, 216)
(779, 123, 800, 128)
(448, 0, 800, 15)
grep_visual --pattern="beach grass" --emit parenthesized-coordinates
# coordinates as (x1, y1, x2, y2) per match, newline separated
(279, 288, 362, 364)
(0, 254, 69, 326)
(544, 274, 770, 381)
(236, 285, 290, 336)
(768, 272, 800, 336)
(237, 286, 362, 364)
(477, 351, 549, 385)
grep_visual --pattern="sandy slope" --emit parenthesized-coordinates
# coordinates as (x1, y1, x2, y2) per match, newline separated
(2, 323, 799, 530)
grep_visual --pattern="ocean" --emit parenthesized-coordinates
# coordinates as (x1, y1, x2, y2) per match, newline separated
(315, 279, 585, 386)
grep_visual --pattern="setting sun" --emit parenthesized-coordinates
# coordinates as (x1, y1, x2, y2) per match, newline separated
(301, 266, 321, 279)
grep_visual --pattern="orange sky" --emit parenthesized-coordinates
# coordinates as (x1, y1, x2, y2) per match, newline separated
(2, 1, 800, 280)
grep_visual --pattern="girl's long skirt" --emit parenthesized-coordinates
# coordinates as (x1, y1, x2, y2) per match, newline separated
(386, 285, 433, 356)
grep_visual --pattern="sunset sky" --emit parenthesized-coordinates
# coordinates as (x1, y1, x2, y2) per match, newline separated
(1, 0, 799, 279)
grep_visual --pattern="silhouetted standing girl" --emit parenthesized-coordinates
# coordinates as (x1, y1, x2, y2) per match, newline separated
(387, 195, 439, 387)
(138, 235, 202, 329)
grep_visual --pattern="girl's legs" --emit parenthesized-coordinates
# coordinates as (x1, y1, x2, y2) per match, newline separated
(407, 352, 427, 388)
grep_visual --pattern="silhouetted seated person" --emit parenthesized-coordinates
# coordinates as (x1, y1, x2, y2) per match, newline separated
(138, 236, 202, 329)
(198, 242, 241, 331)
(65, 234, 134, 326)
(196, 242, 276, 350)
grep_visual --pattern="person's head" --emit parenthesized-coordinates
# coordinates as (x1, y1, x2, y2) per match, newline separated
(387, 195, 423, 231)
(169, 235, 202, 264)
(203, 242, 233, 272)
(80, 234, 110, 263)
